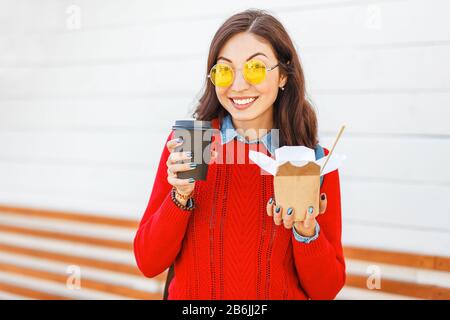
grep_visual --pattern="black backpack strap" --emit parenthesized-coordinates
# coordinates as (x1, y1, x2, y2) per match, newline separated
(314, 144, 325, 187)
(163, 264, 175, 300)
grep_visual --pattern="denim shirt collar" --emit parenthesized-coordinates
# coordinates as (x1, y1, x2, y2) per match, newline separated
(219, 114, 276, 156)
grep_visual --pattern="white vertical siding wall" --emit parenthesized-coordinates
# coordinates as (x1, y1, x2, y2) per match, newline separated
(0, 0, 449, 257)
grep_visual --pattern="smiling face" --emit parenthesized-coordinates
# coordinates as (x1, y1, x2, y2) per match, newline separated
(214, 32, 287, 123)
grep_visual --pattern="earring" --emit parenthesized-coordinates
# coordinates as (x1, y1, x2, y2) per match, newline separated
(280, 86, 285, 91)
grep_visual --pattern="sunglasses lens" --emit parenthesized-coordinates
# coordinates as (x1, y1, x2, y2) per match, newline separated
(209, 64, 233, 87)
(244, 60, 266, 85)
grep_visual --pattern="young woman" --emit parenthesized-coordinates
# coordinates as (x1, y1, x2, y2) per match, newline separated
(134, 9, 345, 300)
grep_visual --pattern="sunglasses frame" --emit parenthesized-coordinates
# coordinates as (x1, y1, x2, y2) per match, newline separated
(207, 59, 280, 87)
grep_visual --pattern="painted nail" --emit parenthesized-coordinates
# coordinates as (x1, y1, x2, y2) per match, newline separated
(176, 137, 183, 143)
(186, 151, 192, 158)
(188, 178, 195, 183)
(308, 206, 314, 215)
(275, 207, 281, 214)
(321, 194, 326, 201)
(189, 163, 197, 168)
(268, 197, 273, 204)
(287, 208, 293, 215)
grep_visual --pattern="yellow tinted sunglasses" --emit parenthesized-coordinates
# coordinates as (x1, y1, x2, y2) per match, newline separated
(208, 59, 279, 87)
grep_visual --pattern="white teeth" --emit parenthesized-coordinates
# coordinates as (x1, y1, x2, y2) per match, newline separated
(232, 97, 257, 105)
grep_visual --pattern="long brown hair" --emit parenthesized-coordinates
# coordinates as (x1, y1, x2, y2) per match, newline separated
(192, 9, 318, 148)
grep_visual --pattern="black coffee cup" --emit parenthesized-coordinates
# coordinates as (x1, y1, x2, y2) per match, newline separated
(172, 119, 212, 181)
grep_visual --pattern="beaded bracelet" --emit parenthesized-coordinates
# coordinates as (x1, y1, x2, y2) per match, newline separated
(170, 187, 195, 211)
(173, 186, 193, 201)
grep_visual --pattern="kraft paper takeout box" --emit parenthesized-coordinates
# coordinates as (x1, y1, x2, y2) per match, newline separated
(249, 146, 346, 222)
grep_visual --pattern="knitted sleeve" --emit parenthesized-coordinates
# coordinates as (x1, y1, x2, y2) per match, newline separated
(133, 131, 194, 278)
(291, 148, 346, 299)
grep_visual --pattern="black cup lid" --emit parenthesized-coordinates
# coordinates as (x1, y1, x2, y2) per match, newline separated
(172, 119, 211, 130)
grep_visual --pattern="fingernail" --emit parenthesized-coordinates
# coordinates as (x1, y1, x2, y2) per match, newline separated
(268, 197, 273, 204)
(188, 178, 195, 183)
(186, 151, 192, 158)
(308, 206, 314, 215)
(321, 194, 326, 201)
(189, 163, 197, 168)
(287, 208, 293, 215)
(177, 137, 183, 143)
(275, 207, 281, 214)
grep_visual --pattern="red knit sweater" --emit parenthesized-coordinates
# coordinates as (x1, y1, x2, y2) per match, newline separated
(134, 118, 346, 300)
